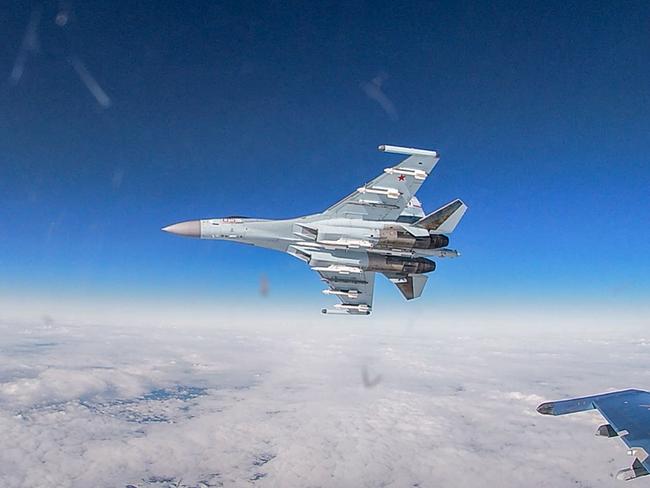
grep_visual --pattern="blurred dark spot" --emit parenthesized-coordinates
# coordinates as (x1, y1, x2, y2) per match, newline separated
(42, 314, 55, 327)
(361, 365, 382, 388)
(259, 273, 269, 297)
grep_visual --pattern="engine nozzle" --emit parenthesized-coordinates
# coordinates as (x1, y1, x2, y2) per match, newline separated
(367, 255, 436, 274)
(427, 234, 449, 249)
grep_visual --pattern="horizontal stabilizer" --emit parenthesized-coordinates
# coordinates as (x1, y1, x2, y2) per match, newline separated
(415, 199, 467, 233)
(386, 274, 428, 300)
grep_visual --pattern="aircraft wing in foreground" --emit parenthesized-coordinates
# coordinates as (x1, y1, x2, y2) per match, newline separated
(538, 389, 650, 481)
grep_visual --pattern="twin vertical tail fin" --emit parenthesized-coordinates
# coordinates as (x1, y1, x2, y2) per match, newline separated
(415, 199, 467, 233)
(388, 199, 466, 301)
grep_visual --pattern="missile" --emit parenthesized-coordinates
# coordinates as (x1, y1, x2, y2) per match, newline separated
(378, 145, 438, 158)
(311, 264, 363, 275)
(434, 248, 460, 258)
(317, 238, 373, 249)
(357, 185, 401, 199)
(334, 303, 370, 314)
(323, 289, 360, 299)
(383, 167, 428, 180)
(321, 308, 349, 315)
(321, 304, 370, 315)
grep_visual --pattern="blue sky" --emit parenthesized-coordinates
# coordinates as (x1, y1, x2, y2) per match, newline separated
(1, 0, 649, 308)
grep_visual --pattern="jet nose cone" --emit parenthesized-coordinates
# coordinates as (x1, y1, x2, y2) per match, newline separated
(162, 220, 201, 238)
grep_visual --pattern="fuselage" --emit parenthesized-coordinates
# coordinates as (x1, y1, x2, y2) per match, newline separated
(190, 214, 456, 259)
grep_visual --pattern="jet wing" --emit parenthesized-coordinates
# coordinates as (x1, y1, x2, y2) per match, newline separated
(287, 246, 375, 315)
(323, 145, 440, 221)
(313, 266, 375, 315)
(537, 389, 650, 481)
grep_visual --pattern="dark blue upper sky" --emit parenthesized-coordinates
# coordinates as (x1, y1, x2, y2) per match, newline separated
(1, 0, 649, 308)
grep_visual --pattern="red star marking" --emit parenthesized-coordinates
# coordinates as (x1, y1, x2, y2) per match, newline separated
(398, 174, 406, 181)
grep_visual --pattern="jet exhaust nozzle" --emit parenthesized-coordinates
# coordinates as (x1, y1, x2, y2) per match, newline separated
(367, 255, 436, 274)
(377, 227, 449, 250)
(428, 234, 449, 249)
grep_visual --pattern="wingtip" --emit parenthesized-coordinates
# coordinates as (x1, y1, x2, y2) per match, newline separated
(377, 144, 438, 157)
(536, 402, 555, 415)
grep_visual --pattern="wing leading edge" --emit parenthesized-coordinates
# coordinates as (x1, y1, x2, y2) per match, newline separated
(538, 389, 650, 481)
(323, 145, 440, 221)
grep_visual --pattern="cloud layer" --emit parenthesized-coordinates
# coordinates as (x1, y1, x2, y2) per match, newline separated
(1, 313, 649, 487)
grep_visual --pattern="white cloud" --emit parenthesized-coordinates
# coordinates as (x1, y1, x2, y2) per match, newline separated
(0, 311, 648, 487)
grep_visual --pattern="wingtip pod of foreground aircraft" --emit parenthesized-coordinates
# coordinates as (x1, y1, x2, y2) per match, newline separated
(163, 144, 467, 315)
(538, 389, 650, 481)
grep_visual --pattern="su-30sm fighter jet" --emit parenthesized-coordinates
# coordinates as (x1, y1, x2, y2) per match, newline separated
(163, 145, 467, 315)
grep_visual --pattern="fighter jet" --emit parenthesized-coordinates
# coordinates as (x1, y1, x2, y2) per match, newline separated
(162, 145, 467, 315)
